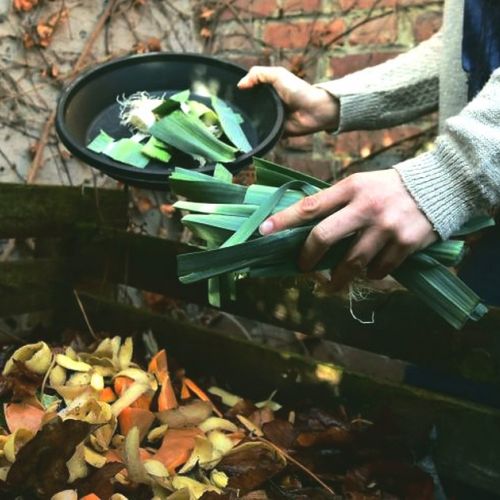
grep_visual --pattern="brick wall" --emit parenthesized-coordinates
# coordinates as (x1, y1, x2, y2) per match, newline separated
(204, 0, 443, 181)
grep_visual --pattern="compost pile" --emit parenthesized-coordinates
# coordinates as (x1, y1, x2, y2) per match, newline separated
(0, 335, 434, 499)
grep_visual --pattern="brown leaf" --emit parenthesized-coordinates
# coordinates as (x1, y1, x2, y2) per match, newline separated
(14, 0, 39, 12)
(249, 407, 274, 428)
(0, 360, 43, 401)
(135, 196, 154, 213)
(147, 37, 161, 52)
(74, 461, 124, 499)
(226, 399, 257, 419)
(200, 27, 212, 39)
(156, 400, 213, 429)
(7, 417, 93, 497)
(199, 8, 215, 20)
(160, 203, 176, 216)
(296, 427, 353, 449)
(262, 419, 295, 450)
(218, 442, 286, 493)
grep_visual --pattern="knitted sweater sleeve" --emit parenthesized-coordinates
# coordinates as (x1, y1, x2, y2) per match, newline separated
(394, 67, 500, 239)
(315, 32, 442, 131)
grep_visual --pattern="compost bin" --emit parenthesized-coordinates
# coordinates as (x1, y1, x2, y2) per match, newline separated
(1, 182, 499, 498)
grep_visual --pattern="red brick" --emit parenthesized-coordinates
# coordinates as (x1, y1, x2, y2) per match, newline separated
(214, 33, 256, 52)
(348, 13, 398, 45)
(282, 0, 321, 13)
(330, 51, 401, 78)
(264, 19, 345, 50)
(224, 55, 268, 70)
(413, 12, 442, 42)
(281, 54, 318, 81)
(220, 0, 278, 21)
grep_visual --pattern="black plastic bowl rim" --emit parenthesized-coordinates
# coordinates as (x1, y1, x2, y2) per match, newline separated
(55, 52, 285, 187)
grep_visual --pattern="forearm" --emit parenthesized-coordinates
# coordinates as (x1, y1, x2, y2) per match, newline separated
(316, 32, 442, 131)
(394, 67, 500, 239)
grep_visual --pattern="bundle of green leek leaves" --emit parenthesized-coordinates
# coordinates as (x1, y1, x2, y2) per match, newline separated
(171, 157, 493, 330)
(86, 89, 251, 168)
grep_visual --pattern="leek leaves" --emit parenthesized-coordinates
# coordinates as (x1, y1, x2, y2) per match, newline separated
(173, 160, 491, 330)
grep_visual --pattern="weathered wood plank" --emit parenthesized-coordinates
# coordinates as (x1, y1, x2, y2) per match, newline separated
(0, 259, 68, 317)
(71, 225, 500, 386)
(59, 291, 500, 495)
(0, 184, 128, 238)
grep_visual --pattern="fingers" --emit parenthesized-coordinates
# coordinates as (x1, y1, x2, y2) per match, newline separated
(329, 229, 389, 290)
(366, 242, 409, 280)
(259, 180, 354, 236)
(298, 205, 364, 271)
(237, 66, 292, 90)
(367, 228, 437, 279)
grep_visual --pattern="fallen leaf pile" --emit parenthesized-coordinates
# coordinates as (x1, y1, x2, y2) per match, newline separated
(0, 336, 435, 499)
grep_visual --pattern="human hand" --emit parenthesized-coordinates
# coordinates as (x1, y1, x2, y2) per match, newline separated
(237, 66, 339, 136)
(259, 169, 438, 289)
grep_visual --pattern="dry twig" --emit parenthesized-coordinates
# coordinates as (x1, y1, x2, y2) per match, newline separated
(26, 0, 120, 184)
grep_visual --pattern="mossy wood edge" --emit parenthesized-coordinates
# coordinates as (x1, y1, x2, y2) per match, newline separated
(71, 225, 500, 385)
(0, 259, 69, 318)
(0, 183, 128, 239)
(59, 291, 500, 494)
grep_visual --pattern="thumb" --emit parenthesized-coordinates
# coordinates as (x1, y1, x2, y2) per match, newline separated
(237, 66, 288, 89)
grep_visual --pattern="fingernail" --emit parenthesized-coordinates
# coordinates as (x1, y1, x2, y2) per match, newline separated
(259, 219, 274, 235)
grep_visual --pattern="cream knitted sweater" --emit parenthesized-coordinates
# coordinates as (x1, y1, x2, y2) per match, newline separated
(317, 0, 500, 239)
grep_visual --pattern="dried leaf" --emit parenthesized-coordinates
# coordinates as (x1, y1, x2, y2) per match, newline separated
(217, 442, 286, 492)
(296, 427, 352, 449)
(7, 417, 93, 497)
(262, 420, 295, 450)
(14, 0, 39, 11)
(156, 400, 212, 429)
(0, 360, 43, 401)
(74, 462, 124, 499)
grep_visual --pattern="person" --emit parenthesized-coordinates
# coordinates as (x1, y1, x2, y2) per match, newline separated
(237, 0, 500, 304)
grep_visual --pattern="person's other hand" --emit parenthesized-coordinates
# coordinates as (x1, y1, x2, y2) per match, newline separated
(237, 66, 339, 136)
(259, 169, 438, 289)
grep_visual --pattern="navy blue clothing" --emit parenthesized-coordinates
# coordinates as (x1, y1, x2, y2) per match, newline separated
(462, 0, 500, 99)
(459, 0, 500, 305)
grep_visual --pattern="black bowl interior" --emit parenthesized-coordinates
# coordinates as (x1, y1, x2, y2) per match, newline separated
(56, 53, 284, 189)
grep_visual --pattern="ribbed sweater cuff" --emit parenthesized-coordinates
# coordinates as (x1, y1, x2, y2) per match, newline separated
(394, 143, 485, 240)
(314, 82, 382, 133)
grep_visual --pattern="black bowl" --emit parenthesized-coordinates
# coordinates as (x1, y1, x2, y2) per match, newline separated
(56, 52, 284, 190)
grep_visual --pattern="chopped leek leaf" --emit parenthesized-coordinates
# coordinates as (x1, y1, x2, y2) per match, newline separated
(214, 163, 233, 183)
(87, 130, 114, 153)
(211, 95, 252, 153)
(141, 136, 172, 163)
(152, 89, 191, 117)
(173, 201, 257, 216)
(150, 109, 237, 163)
(103, 138, 149, 169)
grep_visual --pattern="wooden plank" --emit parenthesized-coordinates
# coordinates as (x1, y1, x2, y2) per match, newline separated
(59, 291, 500, 495)
(71, 225, 500, 386)
(0, 184, 128, 238)
(0, 258, 68, 317)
